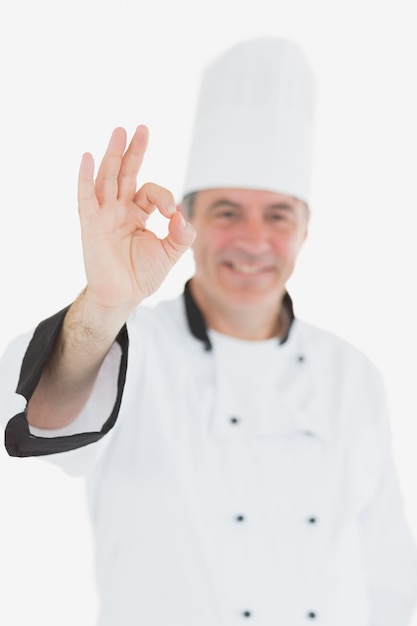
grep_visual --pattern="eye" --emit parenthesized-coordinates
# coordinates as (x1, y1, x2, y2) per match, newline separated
(215, 209, 238, 220)
(268, 212, 287, 222)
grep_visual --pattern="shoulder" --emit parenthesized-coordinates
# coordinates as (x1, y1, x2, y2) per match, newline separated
(292, 318, 387, 405)
(126, 294, 192, 350)
(294, 318, 380, 369)
(291, 320, 391, 453)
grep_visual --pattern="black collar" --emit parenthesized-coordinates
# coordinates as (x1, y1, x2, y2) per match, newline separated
(183, 279, 295, 351)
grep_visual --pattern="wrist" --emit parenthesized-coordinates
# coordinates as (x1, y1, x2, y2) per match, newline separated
(67, 288, 134, 347)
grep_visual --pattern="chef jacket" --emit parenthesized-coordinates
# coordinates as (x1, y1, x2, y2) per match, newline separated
(2, 282, 417, 626)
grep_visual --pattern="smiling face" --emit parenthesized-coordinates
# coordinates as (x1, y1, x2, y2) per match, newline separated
(185, 188, 309, 337)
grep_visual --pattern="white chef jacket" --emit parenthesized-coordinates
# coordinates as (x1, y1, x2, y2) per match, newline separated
(1, 286, 417, 626)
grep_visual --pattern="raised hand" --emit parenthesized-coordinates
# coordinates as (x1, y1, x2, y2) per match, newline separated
(78, 125, 195, 315)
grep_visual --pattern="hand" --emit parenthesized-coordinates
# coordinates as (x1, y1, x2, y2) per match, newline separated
(77, 125, 195, 314)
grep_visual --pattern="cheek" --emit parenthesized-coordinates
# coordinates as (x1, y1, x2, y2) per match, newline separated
(192, 229, 228, 258)
(192, 236, 216, 269)
(275, 230, 306, 258)
(274, 238, 297, 259)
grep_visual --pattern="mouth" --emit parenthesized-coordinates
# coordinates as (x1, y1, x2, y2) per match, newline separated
(224, 261, 273, 276)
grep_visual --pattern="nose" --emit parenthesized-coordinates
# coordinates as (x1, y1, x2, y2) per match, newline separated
(234, 215, 270, 254)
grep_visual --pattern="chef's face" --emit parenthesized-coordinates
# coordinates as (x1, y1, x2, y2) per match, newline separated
(186, 187, 309, 316)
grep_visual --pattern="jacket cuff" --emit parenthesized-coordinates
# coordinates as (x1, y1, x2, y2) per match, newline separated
(4, 307, 128, 457)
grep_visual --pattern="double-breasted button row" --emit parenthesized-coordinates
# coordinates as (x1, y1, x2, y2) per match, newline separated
(229, 417, 317, 436)
(233, 514, 318, 523)
(239, 610, 318, 620)
(226, 372, 318, 623)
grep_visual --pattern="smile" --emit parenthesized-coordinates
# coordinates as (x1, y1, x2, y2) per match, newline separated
(227, 262, 272, 275)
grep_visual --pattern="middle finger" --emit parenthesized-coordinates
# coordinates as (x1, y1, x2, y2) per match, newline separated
(117, 125, 149, 200)
(95, 127, 128, 204)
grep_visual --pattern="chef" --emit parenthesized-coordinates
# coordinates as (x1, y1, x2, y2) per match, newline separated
(2, 38, 417, 625)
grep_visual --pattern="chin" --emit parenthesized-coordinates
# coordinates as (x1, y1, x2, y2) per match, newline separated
(221, 286, 280, 309)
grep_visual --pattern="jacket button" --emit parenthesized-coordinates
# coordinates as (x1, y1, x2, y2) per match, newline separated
(297, 355, 305, 362)
(235, 514, 245, 522)
(242, 610, 252, 618)
(307, 611, 317, 619)
(230, 416, 240, 425)
(307, 516, 317, 524)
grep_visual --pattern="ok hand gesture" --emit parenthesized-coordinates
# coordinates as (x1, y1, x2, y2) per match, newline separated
(78, 125, 195, 316)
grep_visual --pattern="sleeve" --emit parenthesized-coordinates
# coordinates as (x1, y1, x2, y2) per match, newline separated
(359, 375, 417, 625)
(1, 306, 129, 459)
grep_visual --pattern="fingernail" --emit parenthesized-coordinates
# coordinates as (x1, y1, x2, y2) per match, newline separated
(167, 203, 176, 215)
(178, 212, 187, 228)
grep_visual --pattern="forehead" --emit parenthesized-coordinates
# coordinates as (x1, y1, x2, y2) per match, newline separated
(192, 188, 301, 211)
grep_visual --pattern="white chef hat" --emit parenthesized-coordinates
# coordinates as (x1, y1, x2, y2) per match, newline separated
(181, 37, 315, 205)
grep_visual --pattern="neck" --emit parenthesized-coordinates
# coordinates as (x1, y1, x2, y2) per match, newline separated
(189, 279, 283, 341)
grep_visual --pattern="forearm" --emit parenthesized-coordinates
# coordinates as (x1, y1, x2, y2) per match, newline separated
(27, 289, 132, 429)
(20, 125, 194, 431)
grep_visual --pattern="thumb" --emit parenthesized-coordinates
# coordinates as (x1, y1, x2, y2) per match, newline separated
(162, 211, 196, 265)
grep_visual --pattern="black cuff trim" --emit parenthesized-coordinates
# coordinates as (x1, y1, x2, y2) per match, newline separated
(5, 412, 104, 457)
(4, 307, 129, 458)
(16, 306, 71, 400)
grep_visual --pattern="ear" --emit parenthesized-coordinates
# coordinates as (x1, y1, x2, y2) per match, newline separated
(302, 204, 311, 242)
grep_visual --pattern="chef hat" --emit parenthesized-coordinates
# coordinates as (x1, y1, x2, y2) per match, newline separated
(181, 37, 315, 204)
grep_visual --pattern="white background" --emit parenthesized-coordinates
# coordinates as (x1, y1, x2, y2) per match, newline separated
(1, 0, 417, 624)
